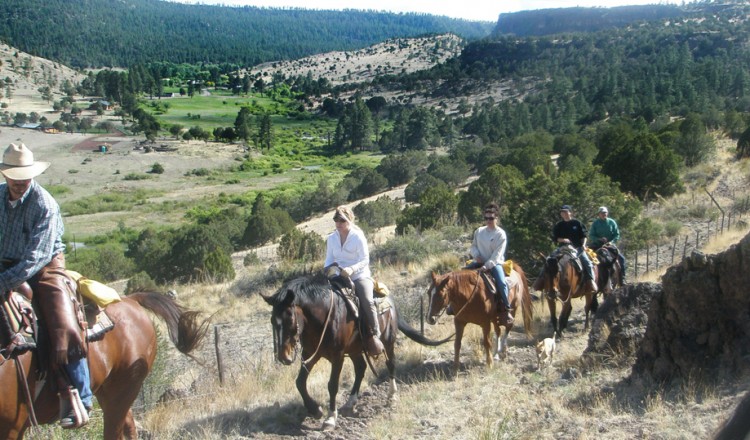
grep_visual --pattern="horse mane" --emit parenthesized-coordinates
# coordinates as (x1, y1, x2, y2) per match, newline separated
(272, 273, 336, 307)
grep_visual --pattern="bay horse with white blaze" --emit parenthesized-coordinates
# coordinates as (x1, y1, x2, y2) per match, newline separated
(263, 274, 451, 431)
(427, 263, 533, 372)
(537, 245, 598, 339)
(0, 291, 209, 440)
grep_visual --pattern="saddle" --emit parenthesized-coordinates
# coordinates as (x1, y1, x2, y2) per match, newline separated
(0, 274, 116, 361)
(596, 244, 618, 266)
(327, 276, 391, 323)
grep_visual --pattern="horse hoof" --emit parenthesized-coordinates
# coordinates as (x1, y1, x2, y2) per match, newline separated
(339, 405, 356, 417)
(322, 417, 336, 431)
(309, 406, 324, 419)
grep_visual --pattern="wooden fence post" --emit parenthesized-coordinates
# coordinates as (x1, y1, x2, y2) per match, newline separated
(683, 235, 689, 259)
(215, 325, 225, 386)
(634, 251, 639, 278)
(420, 295, 424, 336)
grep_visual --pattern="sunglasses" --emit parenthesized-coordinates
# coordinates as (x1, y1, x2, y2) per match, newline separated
(484, 216, 496, 221)
(333, 217, 347, 223)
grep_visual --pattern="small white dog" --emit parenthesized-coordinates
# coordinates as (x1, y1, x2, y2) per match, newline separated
(536, 338, 556, 370)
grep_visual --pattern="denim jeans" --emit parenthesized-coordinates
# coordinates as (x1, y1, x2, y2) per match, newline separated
(466, 261, 510, 309)
(65, 358, 92, 408)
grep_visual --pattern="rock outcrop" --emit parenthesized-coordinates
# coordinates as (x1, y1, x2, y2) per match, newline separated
(585, 282, 661, 359)
(633, 232, 750, 380)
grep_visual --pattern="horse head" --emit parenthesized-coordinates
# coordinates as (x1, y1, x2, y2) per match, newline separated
(427, 272, 451, 325)
(264, 287, 300, 365)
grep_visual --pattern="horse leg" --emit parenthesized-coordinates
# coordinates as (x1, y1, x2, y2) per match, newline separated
(384, 328, 397, 404)
(547, 297, 560, 339)
(452, 320, 466, 375)
(481, 322, 493, 368)
(322, 357, 345, 431)
(296, 363, 323, 419)
(493, 320, 502, 361)
(340, 354, 367, 417)
(584, 294, 599, 330)
(98, 368, 149, 440)
(558, 302, 573, 338)
(122, 409, 137, 440)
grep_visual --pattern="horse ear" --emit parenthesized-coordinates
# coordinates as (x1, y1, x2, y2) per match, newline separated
(281, 289, 296, 307)
(431, 272, 438, 283)
(260, 292, 274, 305)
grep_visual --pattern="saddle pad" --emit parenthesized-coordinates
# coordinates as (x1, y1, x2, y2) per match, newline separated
(66, 270, 122, 307)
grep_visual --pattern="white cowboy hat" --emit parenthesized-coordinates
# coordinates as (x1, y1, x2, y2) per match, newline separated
(0, 143, 51, 180)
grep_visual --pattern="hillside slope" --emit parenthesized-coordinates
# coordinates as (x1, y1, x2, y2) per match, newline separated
(0, 0, 492, 68)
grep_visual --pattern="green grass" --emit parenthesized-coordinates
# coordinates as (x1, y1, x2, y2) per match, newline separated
(61, 189, 163, 216)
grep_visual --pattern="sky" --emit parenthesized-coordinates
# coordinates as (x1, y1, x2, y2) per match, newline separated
(173, 0, 685, 22)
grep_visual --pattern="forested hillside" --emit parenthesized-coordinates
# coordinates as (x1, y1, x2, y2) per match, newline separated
(493, 4, 685, 36)
(0, 0, 492, 68)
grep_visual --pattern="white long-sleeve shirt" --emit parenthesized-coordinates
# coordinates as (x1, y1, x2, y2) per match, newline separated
(324, 226, 371, 281)
(469, 225, 507, 270)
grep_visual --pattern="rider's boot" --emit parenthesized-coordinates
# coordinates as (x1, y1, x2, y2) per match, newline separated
(364, 303, 384, 357)
(496, 293, 514, 325)
(586, 277, 598, 292)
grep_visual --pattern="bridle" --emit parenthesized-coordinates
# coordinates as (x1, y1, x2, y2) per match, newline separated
(428, 272, 481, 320)
(273, 289, 335, 372)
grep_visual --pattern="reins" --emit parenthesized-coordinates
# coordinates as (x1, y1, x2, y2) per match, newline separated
(15, 357, 39, 427)
(446, 272, 481, 319)
(300, 287, 335, 371)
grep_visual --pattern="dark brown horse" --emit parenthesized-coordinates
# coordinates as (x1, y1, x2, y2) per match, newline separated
(427, 263, 533, 372)
(0, 292, 208, 440)
(538, 245, 598, 339)
(595, 244, 623, 295)
(263, 274, 451, 431)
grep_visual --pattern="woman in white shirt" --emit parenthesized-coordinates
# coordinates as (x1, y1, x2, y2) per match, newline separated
(467, 202, 513, 325)
(324, 206, 384, 356)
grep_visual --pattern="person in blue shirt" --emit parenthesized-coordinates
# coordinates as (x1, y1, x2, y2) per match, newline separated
(589, 206, 627, 284)
(0, 143, 92, 428)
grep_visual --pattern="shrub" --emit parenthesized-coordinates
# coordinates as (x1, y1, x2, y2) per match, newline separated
(66, 243, 136, 282)
(278, 229, 325, 262)
(243, 252, 261, 266)
(123, 173, 151, 181)
(242, 194, 296, 247)
(353, 197, 401, 229)
(202, 249, 236, 283)
(664, 220, 683, 238)
(126, 271, 160, 294)
(150, 162, 165, 174)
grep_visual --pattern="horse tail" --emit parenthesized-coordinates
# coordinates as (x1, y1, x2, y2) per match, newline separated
(396, 313, 453, 346)
(514, 264, 534, 338)
(128, 291, 210, 355)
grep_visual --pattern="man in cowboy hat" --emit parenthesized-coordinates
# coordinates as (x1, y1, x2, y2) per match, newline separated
(0, 143, 92, 428)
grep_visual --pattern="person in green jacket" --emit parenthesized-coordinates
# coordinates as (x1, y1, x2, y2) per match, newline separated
(588, 206, 626, 284)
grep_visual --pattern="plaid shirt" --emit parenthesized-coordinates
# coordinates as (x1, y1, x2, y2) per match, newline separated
(0, 180, 65, 292)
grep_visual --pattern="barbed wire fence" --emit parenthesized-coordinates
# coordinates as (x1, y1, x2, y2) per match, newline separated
(625, 194, 749, 279)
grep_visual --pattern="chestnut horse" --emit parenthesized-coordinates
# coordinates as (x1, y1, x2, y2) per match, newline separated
(427, 263, 533, 372)
(538, 245, 598, 339)
(263, 274, 451, 431)
(0, 292, 208, 440)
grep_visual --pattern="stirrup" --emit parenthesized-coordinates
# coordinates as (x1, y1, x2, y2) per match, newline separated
(86, 310, 114, 342)
(365, 335, 384, 357)
(59, 388, 89, 429)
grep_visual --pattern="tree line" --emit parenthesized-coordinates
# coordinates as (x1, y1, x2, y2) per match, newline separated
(0, 0, 492, 68)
